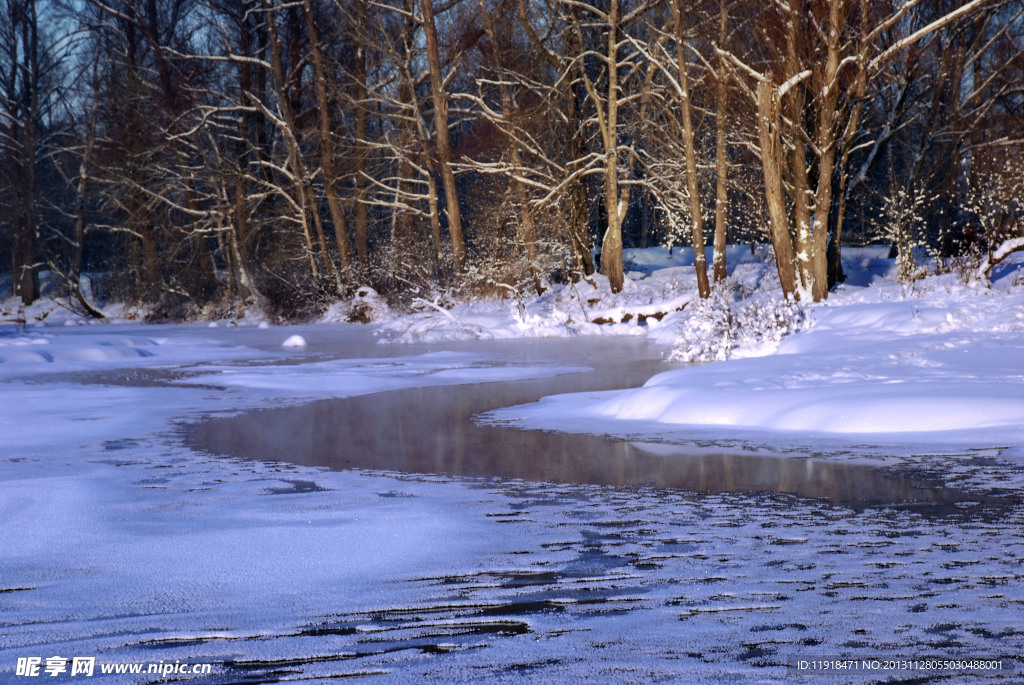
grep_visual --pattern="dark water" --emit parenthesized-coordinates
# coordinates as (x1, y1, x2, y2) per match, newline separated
(188, 356, 1004, 511)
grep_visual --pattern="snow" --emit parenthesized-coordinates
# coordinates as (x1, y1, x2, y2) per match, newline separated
(321, 285, 393, 324)
(372, 247, 771, 344)
(0, 325, 603, 682)
(0, 330, 241, 377)
(2, 246, 1024, 682)
(281, 334, 308, 347)
(178, 351, 587, 398)
(487, 251, 1024, 452)
(979, 236, 1024, 278)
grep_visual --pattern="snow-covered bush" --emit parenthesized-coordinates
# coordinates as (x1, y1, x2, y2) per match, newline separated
(668, 289, 735, 362)
(736, 294, 807, 351)
(346, 286, 390, 323)
(942, 243, 986, 285)
(320, 286, 392, 324)
(669, 290, 805, 362)
(877, 184, 933, 283)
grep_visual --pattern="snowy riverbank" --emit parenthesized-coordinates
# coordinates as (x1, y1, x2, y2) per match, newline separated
(5, 246, 1024, 453)
(488, 263, 1024, 457)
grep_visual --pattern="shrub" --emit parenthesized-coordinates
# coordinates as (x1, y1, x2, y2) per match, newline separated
(669, 290, 805, 362)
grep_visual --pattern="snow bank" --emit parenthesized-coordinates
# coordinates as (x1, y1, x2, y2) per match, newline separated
(488, 268, 1024, 447)
(378, 268, 703, 343)
(320, 285, 393, 324)
(372, 246, 784, 346)
(0, 330, 237, 377)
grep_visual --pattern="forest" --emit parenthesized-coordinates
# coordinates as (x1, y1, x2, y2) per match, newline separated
(1, 0, 1022, 321)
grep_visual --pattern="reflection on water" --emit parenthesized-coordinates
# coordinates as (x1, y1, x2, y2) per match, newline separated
(189, 369, 1005, 510)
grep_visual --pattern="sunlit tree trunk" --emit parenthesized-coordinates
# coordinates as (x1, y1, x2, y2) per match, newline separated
(757, 77, 799, 299)
(673, 0, 710, 298)
(712, 0, 730, 284)
(421, 0, 466, 272)
(784, 2, 813, 294)
(809, 0, 843, 302)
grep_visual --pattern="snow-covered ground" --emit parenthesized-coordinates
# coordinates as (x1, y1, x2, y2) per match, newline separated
(489, 249, 1024, 460)
(2, 247, 1023, 683)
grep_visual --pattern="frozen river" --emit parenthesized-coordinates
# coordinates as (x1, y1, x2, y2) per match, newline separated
(2, 326, 1023, 683)
(193, 363, 1013, 510)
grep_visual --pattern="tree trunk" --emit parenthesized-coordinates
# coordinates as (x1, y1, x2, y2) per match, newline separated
(263, 0, 332, 282)
(7, 0, 41, 305)
(757, 78, 798, 299)
(304, 0, 354, 284)
(141, 228, 162, 295)
(674, 0, 710, 298)
(564, 11, 594, 276)
(712, 0, 729, 284)
(599, 0, 625, 293)
(421, 0, 466, 272)
(232, 14, 258, 306)
(426, 163, 445, 277)
(352, 0, 371, 272)
(11, 139, 40, 304)
(829, 0, 872, 288)
(809, 0, 843, 302)
(69, 107, 103, 318)
(12, 218, 40, 305)
(480, 0, 543, 294)
(785, 4, 812, 293)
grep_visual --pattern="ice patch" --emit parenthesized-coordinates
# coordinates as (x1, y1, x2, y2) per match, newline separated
(179, 352, 587, 399)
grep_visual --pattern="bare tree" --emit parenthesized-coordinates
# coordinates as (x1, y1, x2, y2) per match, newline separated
(727, 0, 998, 300)
(512, 0, 596, 276)
(568, 0, 649, 293)
(711, 0, 730, 283)
(0, 0, 62, 304)
(476, 0, 544, 293)
(421, 0, 467, 272)
(304, 0, 353, 282)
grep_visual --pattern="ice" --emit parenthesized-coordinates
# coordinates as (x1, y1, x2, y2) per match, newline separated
(176, 349, 587, 400)
(0, 326, 606, 681)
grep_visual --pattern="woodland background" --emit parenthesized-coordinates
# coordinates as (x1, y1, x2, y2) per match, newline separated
(1, 0, 1022, 320)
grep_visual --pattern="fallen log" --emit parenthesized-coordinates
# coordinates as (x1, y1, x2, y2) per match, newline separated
(589, 294, 691, 325)
(978, 237, 1024, 281)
